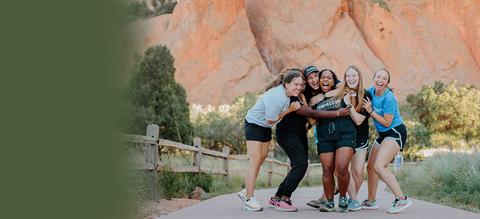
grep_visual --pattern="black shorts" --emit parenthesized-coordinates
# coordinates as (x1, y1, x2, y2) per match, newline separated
(316, 118, 356, 154)
(244, 120, 272, 142)
(375, 123, 407, 151)
(356, 139, 369, 151)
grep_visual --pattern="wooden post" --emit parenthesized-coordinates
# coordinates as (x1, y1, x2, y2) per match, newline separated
(268, 152, 273, 187)
(193, 137, 202, 172)
(146, 124, 159, 201)
(146, 124, 160, 170)
(222, 146, 230, 181)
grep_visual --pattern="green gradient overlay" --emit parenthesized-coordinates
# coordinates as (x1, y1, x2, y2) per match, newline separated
(1, 1, 131, 218)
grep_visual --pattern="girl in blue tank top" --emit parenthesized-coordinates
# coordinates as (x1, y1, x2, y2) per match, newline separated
(362, 68, 412, 214)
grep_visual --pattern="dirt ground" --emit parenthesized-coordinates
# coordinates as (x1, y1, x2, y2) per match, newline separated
(138, 198, 201, 219)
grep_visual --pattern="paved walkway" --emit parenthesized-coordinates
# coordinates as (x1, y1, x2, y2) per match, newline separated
(160, 182, 480, 219)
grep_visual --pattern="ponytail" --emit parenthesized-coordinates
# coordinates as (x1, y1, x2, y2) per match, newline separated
(262, 74, 284, 94)
(261, 68, 303, 94)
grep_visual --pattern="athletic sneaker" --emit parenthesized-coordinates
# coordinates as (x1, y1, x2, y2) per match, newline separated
(268, 196, 280, 208)
(348, 198, 362, 211)
(274, 198, 298, 212)
(338, 196, 349, 213)
(318, 200, 336, 212)
(237, 189, 247, 202)
(243, 196, 263, 211)
(307, 197, 327, 208)
(361, 199, 380, 210)
(387, 196, 412, 214)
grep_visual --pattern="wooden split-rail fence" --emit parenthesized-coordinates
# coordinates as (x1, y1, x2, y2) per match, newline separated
(118, 124, 323, 187)
(119, 124, 412, 188)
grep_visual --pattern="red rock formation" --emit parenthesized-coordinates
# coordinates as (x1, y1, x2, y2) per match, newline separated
(348, 0, 480, 97)
(127, 0, 273, 105)
(245, 0, 383, 86)
(126, 0, 480, 105)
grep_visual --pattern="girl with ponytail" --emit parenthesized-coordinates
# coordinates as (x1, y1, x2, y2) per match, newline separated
(238, 69, 303, 211)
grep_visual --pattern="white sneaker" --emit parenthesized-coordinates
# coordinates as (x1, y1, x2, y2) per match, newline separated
(237, 189, 247, 202)
(244, 196, 263, 211)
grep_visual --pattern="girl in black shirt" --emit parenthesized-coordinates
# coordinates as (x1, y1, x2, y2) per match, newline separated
(337, 65, 371, 211)
(268, 68, 349, 212)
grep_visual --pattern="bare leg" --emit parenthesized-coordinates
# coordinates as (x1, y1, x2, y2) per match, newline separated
(347, 164, 357, 200)
(335, 147, 354, 197)
(320, 152, 335, 200)
(374, 140, 404, 197)
(351, 148, 368, 197)
(367, 142, 380, 201)
(245, 140, 269, 198)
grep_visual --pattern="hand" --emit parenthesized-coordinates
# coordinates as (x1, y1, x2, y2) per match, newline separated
(337, 108, 350, 117)
(266, 120, 275, 125)
(363, 97, 372, 113)
(299, 93, 307, 104)
(289, 101, 301, 112)
(343, 93, 351, 105)
(309, 94, 324, 107)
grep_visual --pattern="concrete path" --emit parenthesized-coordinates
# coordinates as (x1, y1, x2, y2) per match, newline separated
(160, 182, 480, 219)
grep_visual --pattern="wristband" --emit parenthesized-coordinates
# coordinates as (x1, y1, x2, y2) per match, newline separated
(368, 109, 373, 114)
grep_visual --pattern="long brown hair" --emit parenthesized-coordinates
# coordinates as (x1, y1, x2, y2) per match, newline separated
(262, 68, 303, 94)
(337, 65, 365, 112)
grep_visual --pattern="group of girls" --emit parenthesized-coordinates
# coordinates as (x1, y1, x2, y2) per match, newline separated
(238, 66, 412, 214)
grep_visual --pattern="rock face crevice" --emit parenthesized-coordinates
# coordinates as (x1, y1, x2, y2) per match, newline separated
(126, 0, 480, 105)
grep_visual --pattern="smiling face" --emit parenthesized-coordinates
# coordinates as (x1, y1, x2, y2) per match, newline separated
(346, 68, 359, 90)
(284, 76, 303, 97)
(319, 71, 335, 93)
(373, 69, 390, 93)
(306, 72, 319, 90)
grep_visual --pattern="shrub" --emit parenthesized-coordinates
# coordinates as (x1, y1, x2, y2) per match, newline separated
(158, 169, 185, 199)
(190, 93, 257, 154)
(121, 0, 177, 24)
(185, 173, 213, 193)
(158, 169, 213, 199)
(371, 0, 390, 12)
(397, 152, 480, 212)
(407, 81, 480, 145)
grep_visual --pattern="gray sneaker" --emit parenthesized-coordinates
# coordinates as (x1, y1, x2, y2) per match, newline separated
(319, 200, 336, 212)
(307, 197, 327, 209)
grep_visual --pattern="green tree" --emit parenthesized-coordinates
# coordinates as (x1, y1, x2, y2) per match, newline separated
(124, 45, 193, 144)
(191, 93, 257, 154)
(407, 81, 480, 144)
(121, 1, 151, 24)
(120, 0, 177, 24)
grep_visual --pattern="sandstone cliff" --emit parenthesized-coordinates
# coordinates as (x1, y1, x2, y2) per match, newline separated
(126, 0, 480, 105)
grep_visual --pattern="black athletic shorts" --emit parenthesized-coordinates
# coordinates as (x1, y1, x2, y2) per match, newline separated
(375, 123, 407, 151)
(316, 118, 356, 154)
(244, 120, 272, 142)
(356, 138, 369, 151)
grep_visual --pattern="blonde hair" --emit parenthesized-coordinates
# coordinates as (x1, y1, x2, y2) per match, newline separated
(262, 68, 303, 94)
(337, 65, 365, 112)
